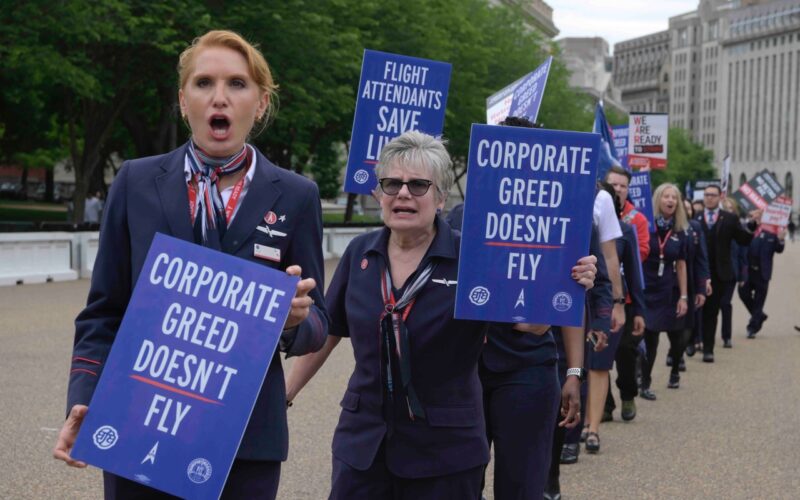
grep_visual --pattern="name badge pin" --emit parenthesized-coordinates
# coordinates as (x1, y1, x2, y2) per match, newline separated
(254, 244, 281, 262)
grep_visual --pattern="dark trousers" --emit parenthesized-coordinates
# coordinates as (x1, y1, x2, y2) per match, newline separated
(606, 306, 639, 412)
(702, 277, 734, 353)
(642, 329, 686, 387)
(719, 279, 736, 341)
(738, 272, 769, 331)
(330, 441, 483, 500)
(480, 364, 560, 500)
(103, 459, 281, 500)
(690, 308, 703, 345)
(547, 361, 569, 489)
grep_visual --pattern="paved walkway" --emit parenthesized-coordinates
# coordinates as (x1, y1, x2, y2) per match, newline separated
(1, 245, 798, 499)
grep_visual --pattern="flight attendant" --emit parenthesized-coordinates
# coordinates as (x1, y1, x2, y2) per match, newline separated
(286, 131, 597, 499)
(53, 30, 329, 499)
(640, 183, 689, 398)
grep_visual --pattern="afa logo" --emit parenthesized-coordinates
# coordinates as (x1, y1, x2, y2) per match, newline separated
(353, 169, 370, 185)
(187, 458, 213, 484)
(552, 292, 573, 312)
(469, 286, 491, 306)
(92, 425, 119, 450)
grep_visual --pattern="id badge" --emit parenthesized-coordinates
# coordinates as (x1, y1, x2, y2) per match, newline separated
(657, 259, 665, 277)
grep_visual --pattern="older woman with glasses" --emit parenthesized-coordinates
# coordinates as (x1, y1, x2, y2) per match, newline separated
(286, 131, 597, 498)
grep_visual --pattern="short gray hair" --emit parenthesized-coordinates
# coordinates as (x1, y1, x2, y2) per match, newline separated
(374, 131, 454, 200)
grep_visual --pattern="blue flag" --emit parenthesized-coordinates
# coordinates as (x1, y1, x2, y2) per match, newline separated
(592, 102, 620, 180)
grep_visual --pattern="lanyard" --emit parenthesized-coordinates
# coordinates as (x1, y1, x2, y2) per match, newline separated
(188, 174, 246, 225)
(657, 229, 673, 260)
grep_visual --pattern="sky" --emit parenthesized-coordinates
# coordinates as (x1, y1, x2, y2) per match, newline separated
(549, 0, 700, 50)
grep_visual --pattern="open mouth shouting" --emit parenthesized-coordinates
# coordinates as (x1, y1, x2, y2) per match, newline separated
(392, 206, 418, 216)
(209, 114, 231, 139)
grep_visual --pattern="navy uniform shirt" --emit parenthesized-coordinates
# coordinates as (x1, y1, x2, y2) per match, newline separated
(326, 216, 490, 478)
(643, 226, 687, 332)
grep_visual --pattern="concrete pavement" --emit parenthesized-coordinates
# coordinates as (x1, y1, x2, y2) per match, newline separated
(1, 245, 798, 499)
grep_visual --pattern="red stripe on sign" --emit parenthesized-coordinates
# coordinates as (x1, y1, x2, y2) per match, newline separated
(72, 356, 101, 365)
(484, 242, 562, 249)
(364, 160, 379, 165)
(129, 374, 224, 406)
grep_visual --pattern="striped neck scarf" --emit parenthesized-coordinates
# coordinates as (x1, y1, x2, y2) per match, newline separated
(186, 141, 252, 246)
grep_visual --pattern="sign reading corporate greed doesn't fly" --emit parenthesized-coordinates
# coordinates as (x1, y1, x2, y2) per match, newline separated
(71, 233, 298, 500)
(455, 124, 599, 327)
(344, 49, 452, 195)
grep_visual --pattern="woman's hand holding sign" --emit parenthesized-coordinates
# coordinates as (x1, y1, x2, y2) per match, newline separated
(285, 265, 317, 329)
(53, 404, 88, 468)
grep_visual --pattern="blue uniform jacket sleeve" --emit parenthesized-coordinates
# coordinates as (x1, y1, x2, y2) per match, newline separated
(588, 227, 612, 332)
(68, 162, 133, 413)
(622, 230, 646, 318)
(694, 222, 711, 291)
(279, 182, 329, 357)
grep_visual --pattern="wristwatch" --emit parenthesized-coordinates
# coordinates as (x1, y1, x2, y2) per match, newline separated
(566, 367, 586, 382)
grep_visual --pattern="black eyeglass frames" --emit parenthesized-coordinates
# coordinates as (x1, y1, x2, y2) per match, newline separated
(378, 178, 436, 196)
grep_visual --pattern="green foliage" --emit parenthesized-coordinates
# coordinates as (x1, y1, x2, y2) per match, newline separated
(650, 128, 716, 188)
(1, 0, 609, 211)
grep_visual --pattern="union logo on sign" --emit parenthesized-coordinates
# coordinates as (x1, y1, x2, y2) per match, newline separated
(92, 425, 119, 450)
(552, 292, 573, 312)
(354, 169, 370, 185)
(187, 458, 213, 484)
(469, 286, 491, 306)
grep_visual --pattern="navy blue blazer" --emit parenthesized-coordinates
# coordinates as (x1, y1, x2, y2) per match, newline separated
(68, 143, 329, 461)
(696, 209, 754, 281)
(588, 225, 612, 333)
(746, 231, 785, 281)
(617, 222, 645, 318)
(326, 217, 490, 478)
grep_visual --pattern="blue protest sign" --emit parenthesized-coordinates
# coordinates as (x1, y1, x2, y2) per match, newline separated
(71, 233, 298, 499)
(612, 125, 629, 170)
(628, 171, 654, 229)
(486, 56, 552, 125)
(344, 49, 452, 194)
(454, 124, 600, 326)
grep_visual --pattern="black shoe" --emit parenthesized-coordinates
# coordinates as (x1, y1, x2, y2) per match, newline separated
(747, 328, 757, 339)
(666, 356, 673, 367)
(601, 410, 613, 423)
(723, 339, 732, 348)
(668, 373, 680, 389)
(543, 478, 561, 500)
(703, 353, 714, 363)
(639, 387, 657, 400)
(585, 432, 600, 454)
(685, 343, 696, 357)
(560, 443, 579, 464)
(621, 399, 637, 421)
(679, 357, 686, 372)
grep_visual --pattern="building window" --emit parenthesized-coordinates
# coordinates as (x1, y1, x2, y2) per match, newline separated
(787, 172, 794, 201)
(739, 173, 747, 187)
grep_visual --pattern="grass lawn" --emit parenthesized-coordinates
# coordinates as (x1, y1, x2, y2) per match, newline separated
(0, 202, 67, 222)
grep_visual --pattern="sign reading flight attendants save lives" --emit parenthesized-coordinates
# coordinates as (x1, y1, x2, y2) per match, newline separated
(628, 113, 668, 169)
(760, 195, 792, 235)
(455, 125, 600, 327)
(71, 233, 298, 500)
(485, 56, 552, 125)
(344, 49, 452, 194)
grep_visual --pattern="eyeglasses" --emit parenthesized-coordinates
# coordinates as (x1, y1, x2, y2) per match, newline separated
(378, 178, 435, 196)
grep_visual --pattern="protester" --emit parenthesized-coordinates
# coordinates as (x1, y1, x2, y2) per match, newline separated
(696, 185, 755, 361)
(788, 216, 796, 242)
(83, 191, 102, 224)
(545, 226, 611, 499)
(640, 183, 689, 396)
(602, 169, 647, 423)
(445, 116, 587, 499)
(739, 227, 786, 338)
(681, 200, 711, 359)
(53, 30, 329, 499)
(717, 197, 748, 348)
(285, 131, 597, 499)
